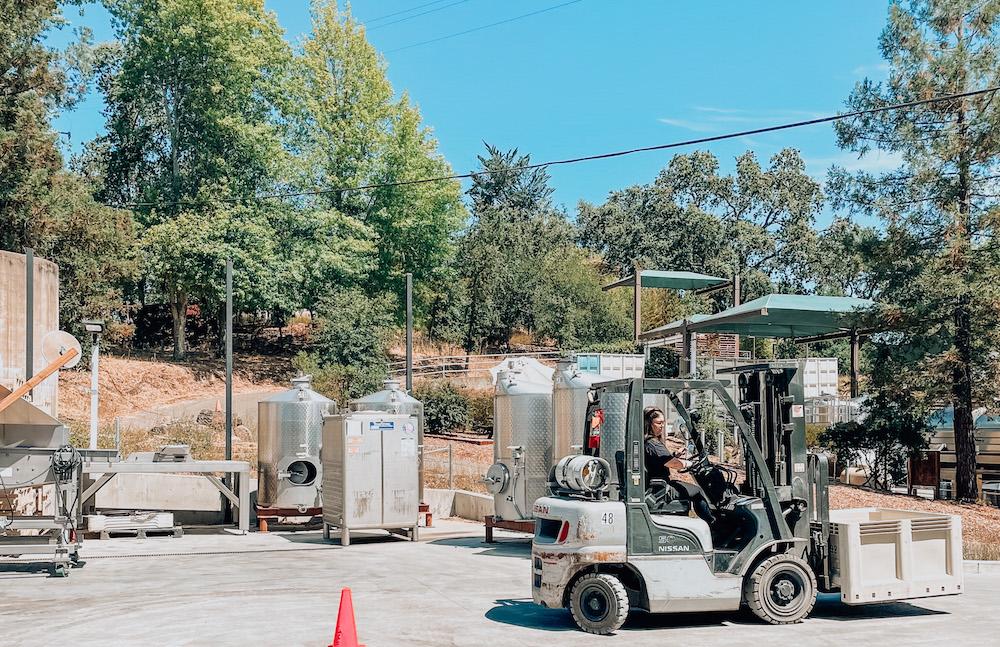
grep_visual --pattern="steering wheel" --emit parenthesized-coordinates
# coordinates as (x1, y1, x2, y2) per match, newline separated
(679, 453, 710, 474)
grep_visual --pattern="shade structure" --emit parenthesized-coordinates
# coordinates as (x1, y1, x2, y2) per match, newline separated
(640, 314, 714, 342)
(602, 270, 729, 292)
(639, 294, 876, 342)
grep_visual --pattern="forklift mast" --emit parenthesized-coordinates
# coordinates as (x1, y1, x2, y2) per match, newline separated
(722, 364, 829, 541)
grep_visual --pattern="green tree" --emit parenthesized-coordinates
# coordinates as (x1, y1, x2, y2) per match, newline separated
(142, 203, 280, 354)
(532, 249, 632, 348)
(294, 287, 396, 402)
(95, 0, 290, 357)
(578, 149, 823, 306)
(1, 1, 137, 330)
(819, 394, 930, 490)
(832, 0, 1000, 500)
(455, 145, 576, 350)
(284, 1, 464, 317)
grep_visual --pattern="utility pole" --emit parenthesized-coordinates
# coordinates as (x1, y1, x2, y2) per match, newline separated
(224, 259, 233, 524)
(225, 259, 233, 461)
(405, 273, 413, 392)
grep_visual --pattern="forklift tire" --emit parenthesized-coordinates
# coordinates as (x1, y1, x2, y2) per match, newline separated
(569, 573, 629, 635)
(743, 554, 817, 625)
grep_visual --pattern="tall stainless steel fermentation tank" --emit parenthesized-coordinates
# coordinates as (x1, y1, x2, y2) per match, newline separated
(551, 358, 607, 464)
(256, 376, 336, 511)
(487, 367, 553, 521)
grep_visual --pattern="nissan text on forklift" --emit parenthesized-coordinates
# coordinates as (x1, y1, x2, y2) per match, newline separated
(530, 364, 964, 634)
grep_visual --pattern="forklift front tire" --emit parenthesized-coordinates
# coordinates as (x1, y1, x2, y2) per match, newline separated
(743, 554, 817, 625)
(569, 572, 629, 635)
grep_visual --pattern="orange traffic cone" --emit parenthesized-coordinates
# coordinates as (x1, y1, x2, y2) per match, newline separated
(329, 587, 365, 647)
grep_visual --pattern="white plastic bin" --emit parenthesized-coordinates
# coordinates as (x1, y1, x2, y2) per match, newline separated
(823, 508, 963, 604)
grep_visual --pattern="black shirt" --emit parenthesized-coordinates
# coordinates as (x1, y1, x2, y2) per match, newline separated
(644, 437, 675, 482)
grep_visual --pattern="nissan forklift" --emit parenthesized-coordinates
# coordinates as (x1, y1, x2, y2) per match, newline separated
(530, 364, 960, 634)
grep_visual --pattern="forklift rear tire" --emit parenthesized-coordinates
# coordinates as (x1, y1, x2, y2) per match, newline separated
(743, 554, 817, 624)
(569, 572, 629, 635)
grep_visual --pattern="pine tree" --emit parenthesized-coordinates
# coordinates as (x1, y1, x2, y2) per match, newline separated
(833, 0, 1000, 500)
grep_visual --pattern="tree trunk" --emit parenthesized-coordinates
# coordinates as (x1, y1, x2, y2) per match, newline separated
(953, 76, 978, 502)
(952, 301, 977, 500)
(170, 289, 188, 360)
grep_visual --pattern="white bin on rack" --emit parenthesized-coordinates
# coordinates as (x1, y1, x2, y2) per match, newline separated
(824, 508, 963, 605)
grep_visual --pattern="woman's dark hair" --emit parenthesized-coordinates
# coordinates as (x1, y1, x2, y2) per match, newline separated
(643, 406, 665, 438)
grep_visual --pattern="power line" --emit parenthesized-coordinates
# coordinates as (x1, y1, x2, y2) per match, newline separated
(387, 0, 585, 53)
(112, 86, 1000, 209)
(361, 0, 452, 25)
(368, 0, 473, 32)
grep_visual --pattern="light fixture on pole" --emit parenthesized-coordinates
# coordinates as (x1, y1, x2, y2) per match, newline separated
(81, 320, 105, 450)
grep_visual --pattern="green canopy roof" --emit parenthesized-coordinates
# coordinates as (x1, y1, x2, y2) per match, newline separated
(639, 293, 877, 342)
(603, 270, 729, 292)
(640, 314, 713, 341)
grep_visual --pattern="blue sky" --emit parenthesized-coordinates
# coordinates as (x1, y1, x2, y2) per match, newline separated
(51, 1, 899, 224)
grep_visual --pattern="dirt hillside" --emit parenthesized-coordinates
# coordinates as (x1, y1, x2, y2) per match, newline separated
(58, 354, 291, 424)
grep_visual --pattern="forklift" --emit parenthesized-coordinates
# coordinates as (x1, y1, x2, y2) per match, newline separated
(531, 364, 962, 634)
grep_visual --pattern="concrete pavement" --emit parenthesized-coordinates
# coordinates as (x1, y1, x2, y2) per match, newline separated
(0, 521, 996, 646)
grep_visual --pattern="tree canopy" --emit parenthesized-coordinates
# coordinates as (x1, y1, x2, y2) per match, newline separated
(832, 0, 1000, 500)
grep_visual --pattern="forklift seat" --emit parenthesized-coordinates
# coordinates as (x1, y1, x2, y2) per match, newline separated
(649, 514, 714, 552)
(645, 479, 691, 515)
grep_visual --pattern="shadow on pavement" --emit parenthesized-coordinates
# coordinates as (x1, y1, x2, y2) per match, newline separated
(276, 530, 410, 546)
(485, 593, 947, 634)
(429, 536, 532, 558)
(0, 560, 80, 579)
(811, 593, 947, 620)
(485, 598, 577, 631)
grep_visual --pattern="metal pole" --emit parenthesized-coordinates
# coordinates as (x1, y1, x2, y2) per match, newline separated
(224, 260, 233, 524)
(733, 273, 741, 358)
(225, 259, 233, 460)
(633, 263, 642, 345)
(406, 272, 413, 391)
(850, 330, 860, 399)
(114, 417, 121, 456)
(24, 247, 33, 399)
(448, 443, 453, 490)
(89, 335, 99, 449)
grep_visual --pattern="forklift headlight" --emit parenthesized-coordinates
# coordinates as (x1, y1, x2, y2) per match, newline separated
(554, 455, 610, 493)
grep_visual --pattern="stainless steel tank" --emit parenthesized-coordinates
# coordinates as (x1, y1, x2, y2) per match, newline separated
(550, 358, 605, 465)
(257, 376, 336, 510)
(349, 379, 424, 499)
(486, 368, 552, 521)
(321, 409, 420, 546)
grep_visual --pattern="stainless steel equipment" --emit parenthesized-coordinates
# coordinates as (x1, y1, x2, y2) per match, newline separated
(551, 358, 606, 465)
(487, 367, 553, 521)
(257, 376, 336, 512)
(321, 410, 420, 546)
(349, 379, 424, 499)
(0, 386, 82, 576)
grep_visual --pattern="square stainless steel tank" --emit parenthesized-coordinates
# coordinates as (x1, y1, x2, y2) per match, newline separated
(321, 411, 419, 546)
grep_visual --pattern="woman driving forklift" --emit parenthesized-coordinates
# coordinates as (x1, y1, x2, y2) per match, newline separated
(643, 406, 715, 524)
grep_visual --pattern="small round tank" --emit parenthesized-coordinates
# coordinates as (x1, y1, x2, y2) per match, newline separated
(257, 376, 336, 510)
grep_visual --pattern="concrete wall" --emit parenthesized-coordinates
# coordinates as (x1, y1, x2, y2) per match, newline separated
(0, 251, 59, 417)
(425, 488, 495, 521)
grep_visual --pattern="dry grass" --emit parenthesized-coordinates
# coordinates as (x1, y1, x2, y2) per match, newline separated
(68, 418, 259, 474)
(58, 354, 288, 425)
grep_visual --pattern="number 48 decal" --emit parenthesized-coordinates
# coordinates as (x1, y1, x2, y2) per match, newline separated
(601, 512, 614, 525)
